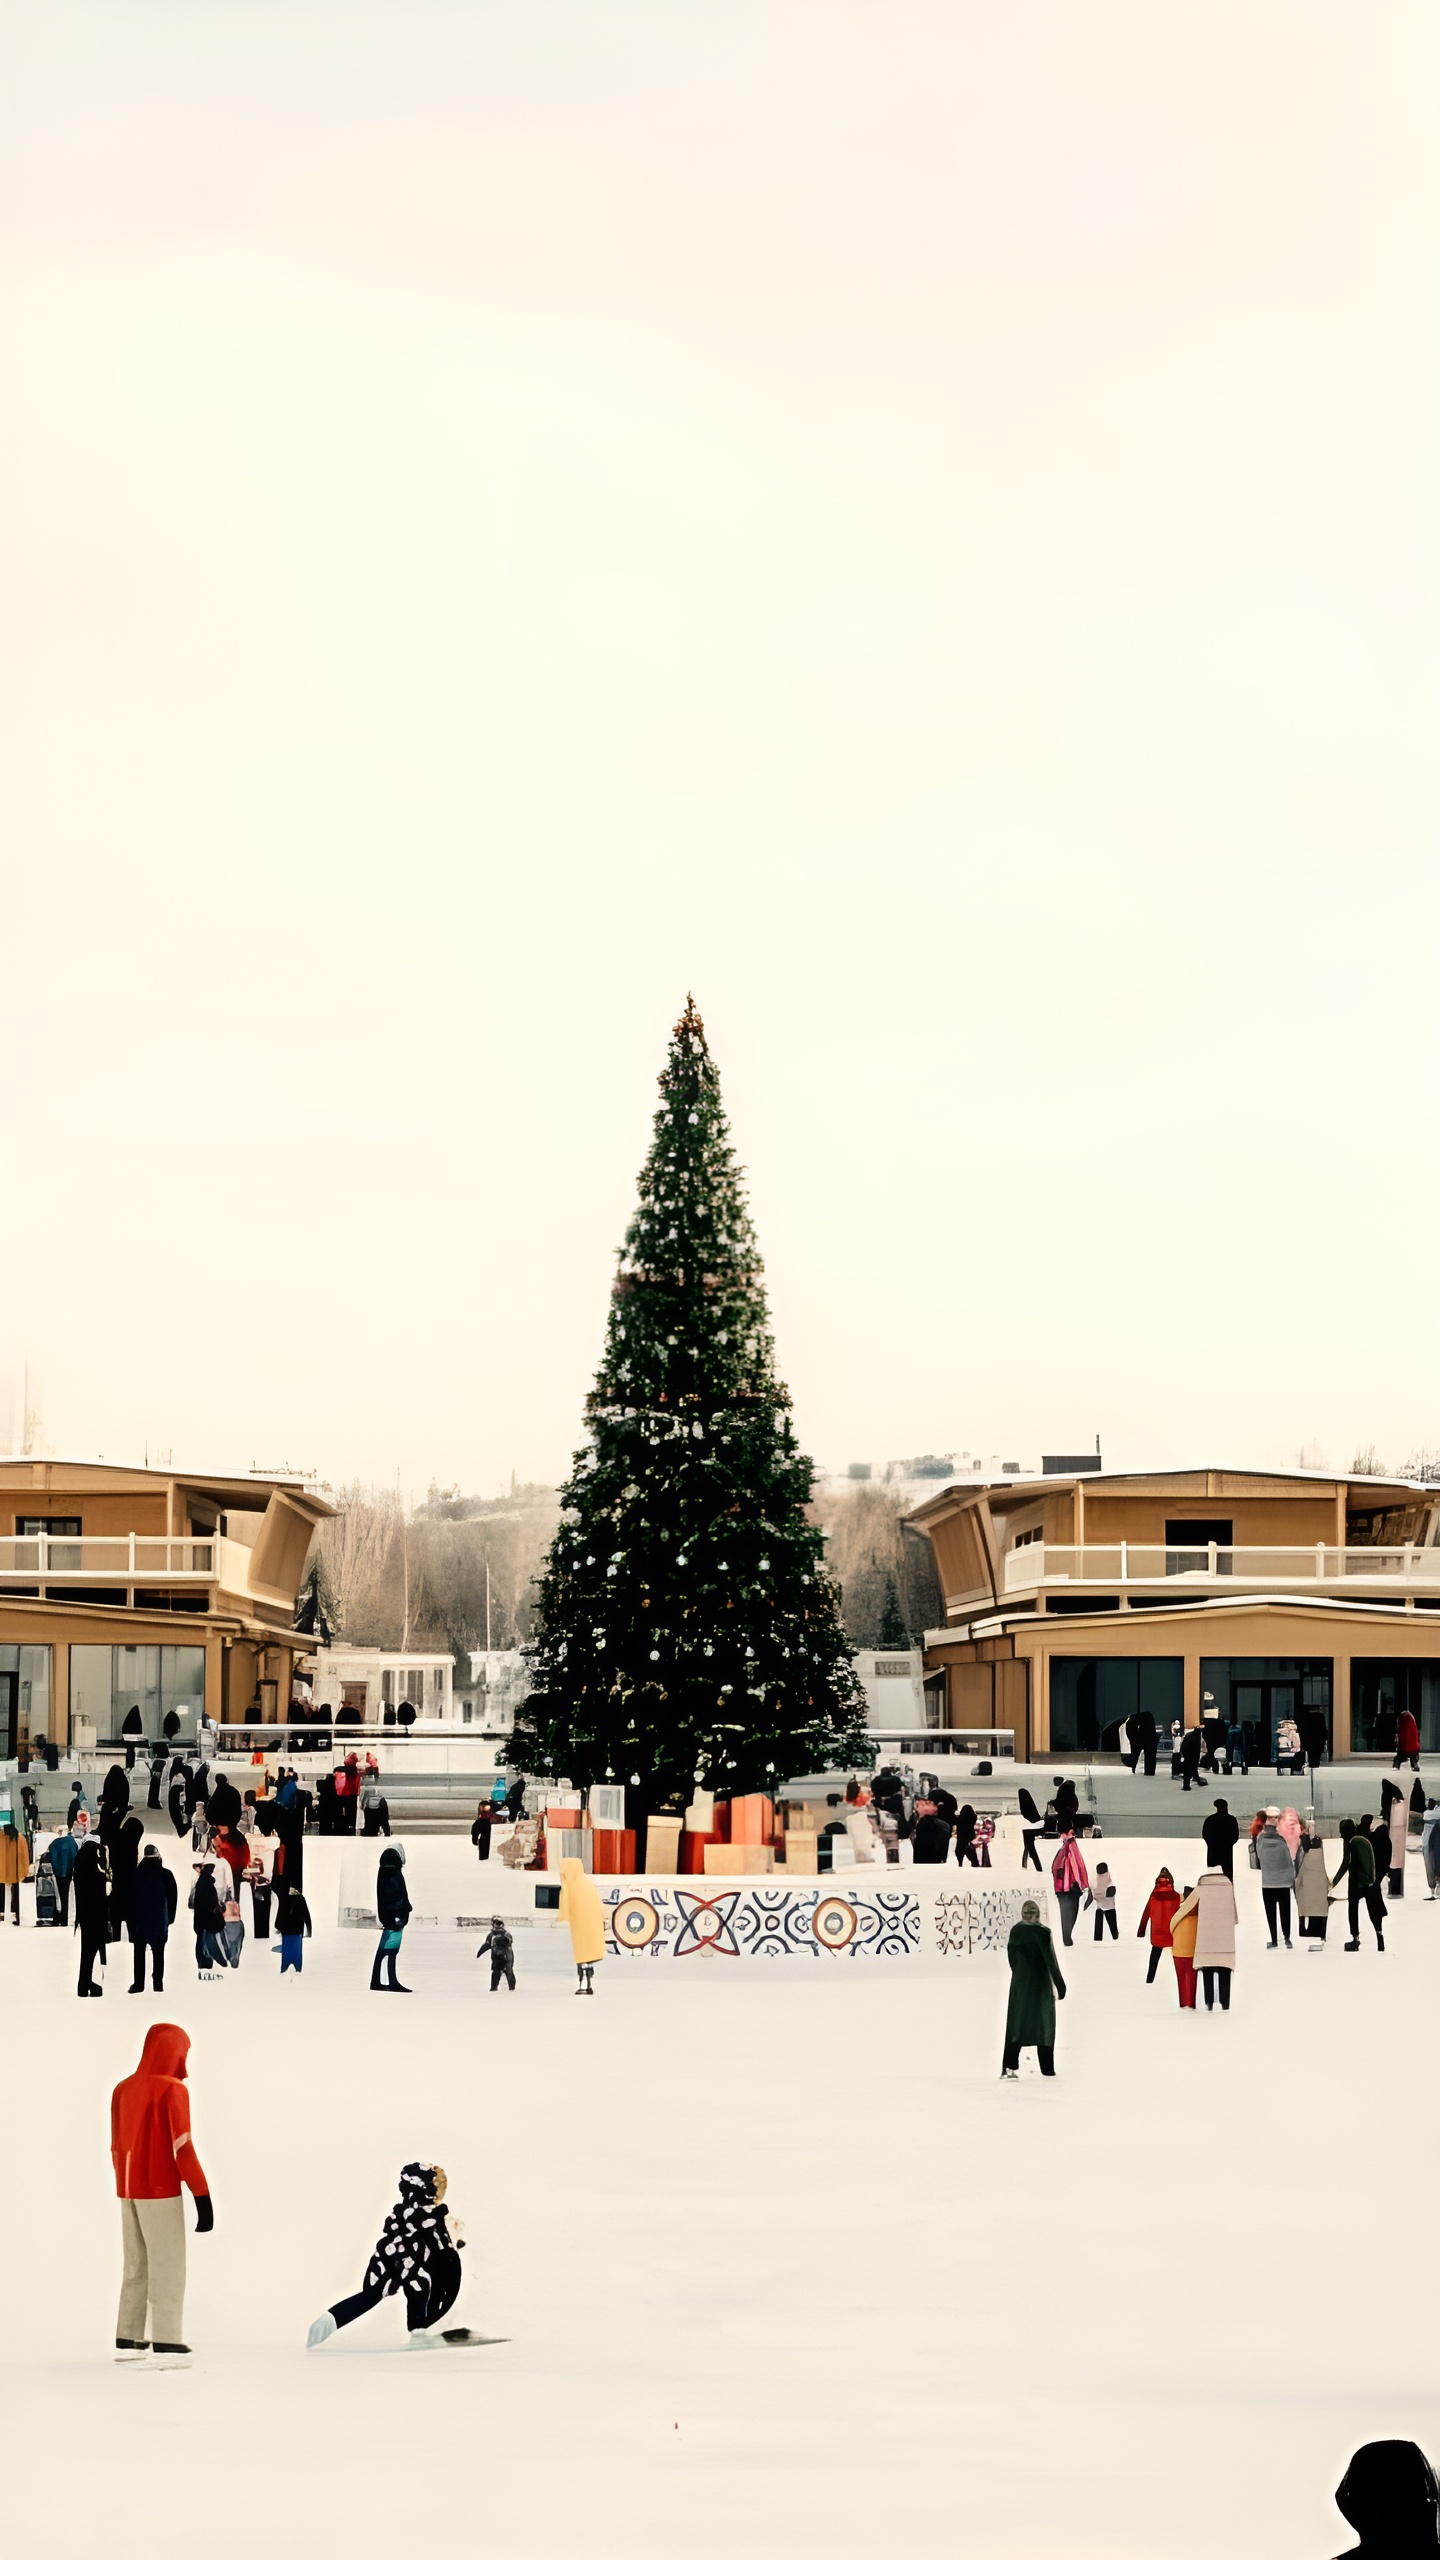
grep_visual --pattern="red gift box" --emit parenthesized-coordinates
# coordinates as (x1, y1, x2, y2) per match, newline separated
(680, 1830, 720, 1874)
(590, 1829, 636, 1875)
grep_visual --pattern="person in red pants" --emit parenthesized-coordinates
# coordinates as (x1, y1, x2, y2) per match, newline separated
(1169, 1881, 1199, 2008)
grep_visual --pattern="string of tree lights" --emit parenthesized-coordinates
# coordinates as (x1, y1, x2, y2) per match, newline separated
(509, 998, 869, 1841)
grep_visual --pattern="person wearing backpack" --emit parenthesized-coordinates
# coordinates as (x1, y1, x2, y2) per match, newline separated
(477, 1916, 517, 1992)
(189, 1861, 229, 1979)
(1335, 1821, 1385, 1953)
(1050, 1831, 1088, 1948)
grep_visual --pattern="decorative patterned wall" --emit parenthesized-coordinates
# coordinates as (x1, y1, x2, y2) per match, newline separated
(602, 1881, 1046, 1962)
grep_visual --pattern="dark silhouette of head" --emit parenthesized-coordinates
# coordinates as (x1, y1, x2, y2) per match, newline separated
(1335, 2439, 1439, 2556)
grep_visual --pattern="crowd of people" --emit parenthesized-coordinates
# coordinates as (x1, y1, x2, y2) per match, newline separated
(1012, 1780, 1440, 2058)
(7, 1755, 320, 1993)
(808, 1772, 997, 1868)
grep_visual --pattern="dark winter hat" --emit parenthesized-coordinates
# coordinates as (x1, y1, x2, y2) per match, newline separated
(1334, 2439, 1439, 2549)
(1020, 1899, 1040, 1923)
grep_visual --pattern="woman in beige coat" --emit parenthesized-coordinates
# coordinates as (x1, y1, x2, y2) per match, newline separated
(1169, 1867, 1237, 2012)
(1294, 1834, 1333, 1948)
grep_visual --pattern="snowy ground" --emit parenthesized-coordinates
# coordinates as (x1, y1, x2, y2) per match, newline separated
(4, 1830, 1435, 2558)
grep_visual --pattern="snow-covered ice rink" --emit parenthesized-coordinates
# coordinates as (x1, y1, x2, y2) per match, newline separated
(4, 1830, 1435, 2557)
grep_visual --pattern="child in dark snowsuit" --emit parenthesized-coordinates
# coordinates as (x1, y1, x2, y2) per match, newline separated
(275, 1887, 312, 1974)
(306, 2162, 465, 2349)
(478, 1918, 516, 1992)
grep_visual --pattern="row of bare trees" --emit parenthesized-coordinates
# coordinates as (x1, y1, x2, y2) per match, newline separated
(809, 1481, 942, 1646)
(308, 1476, 939, 1665)
(311, 1482, 562, 1663)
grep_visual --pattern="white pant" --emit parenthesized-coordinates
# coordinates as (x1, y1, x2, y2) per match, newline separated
(117, 2196, 187, 2345)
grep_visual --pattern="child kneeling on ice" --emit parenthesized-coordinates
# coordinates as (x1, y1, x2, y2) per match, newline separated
(308, 2163, 479, 2350)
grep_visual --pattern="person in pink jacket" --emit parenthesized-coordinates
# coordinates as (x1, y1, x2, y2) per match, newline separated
(1050, 1832, 1088, 1948)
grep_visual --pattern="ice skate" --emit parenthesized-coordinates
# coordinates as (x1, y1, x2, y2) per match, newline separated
(114, 2339, 149, 2363)
(306, 2313, 337, 2351)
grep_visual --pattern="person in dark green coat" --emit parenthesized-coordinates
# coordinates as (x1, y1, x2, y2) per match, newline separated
(1002, 1899, 1066, 2077)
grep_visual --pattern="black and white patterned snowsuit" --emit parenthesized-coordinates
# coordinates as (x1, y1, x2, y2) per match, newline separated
(328, 2163, 462, 2335)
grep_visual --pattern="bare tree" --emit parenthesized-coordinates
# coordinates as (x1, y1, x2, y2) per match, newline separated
(808, 1482, 942, 1646)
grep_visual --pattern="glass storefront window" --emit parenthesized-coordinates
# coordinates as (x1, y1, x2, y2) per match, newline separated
(1049, 1657, 1183, 1753)
(69, 1643, 208, 1743)
(1351, 1660, 1440, 1753)
(1199, 1659, 1332, 1765)
(0, 1643, 52, 1756)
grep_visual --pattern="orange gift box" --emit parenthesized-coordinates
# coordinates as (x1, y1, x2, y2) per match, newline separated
(729, 1794, 774, 1845)
(590, 1830, 636, 1875)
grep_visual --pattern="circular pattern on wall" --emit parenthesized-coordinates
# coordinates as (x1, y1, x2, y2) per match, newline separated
(610, 1897, 659, 1948)
(811, 1896, 858, 1950)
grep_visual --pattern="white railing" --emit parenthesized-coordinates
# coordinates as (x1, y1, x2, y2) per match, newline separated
(1002, 1542, 1440, 1594)
(0, 1535, 215, 1580)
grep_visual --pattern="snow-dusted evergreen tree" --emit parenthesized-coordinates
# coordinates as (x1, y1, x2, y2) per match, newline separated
(877, 1573, 909, 1650)
(294, 1548, 338, 1643)
(510, 999, 868, 1826)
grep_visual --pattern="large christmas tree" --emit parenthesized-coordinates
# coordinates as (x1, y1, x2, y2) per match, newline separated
(510, 999, 869, 1831)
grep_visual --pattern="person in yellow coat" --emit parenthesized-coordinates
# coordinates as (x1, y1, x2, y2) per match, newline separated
(0, 1814, 31, 1924)
(557, 1857, 605, 1996)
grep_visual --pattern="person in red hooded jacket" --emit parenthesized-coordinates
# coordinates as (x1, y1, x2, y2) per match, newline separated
(110, 2024, 213, 2363)
(1136, 1867, 1181, 1984)
(1394, 1706, 1421, 1772)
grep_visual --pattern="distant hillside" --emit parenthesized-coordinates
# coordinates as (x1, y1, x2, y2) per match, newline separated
(808, 1481, 942, 1648)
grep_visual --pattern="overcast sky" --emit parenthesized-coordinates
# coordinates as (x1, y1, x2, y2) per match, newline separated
(2, 1, 1437, 1494)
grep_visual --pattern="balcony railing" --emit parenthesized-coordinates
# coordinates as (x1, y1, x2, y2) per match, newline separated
(1002, 1542, 1440, 1596)
(0, 1534, 215, 1581)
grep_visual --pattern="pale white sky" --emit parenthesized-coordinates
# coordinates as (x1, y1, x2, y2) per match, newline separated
(2, 1, 1438, 1494)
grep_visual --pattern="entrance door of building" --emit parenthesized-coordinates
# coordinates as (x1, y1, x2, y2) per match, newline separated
(1234, 1679, 1296, 1765)
(0, 1670, 16, 1759)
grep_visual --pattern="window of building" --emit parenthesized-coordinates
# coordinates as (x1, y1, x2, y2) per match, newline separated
(69, 1643, 206, 1743)
(404, 1669, 424, 1708)
(1049, 1657, 1183, 1753)
(1165, 1520, 1233, 1575)
(0, 1643, 52, 1756)
(1351, 1660, 1440, 1754)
